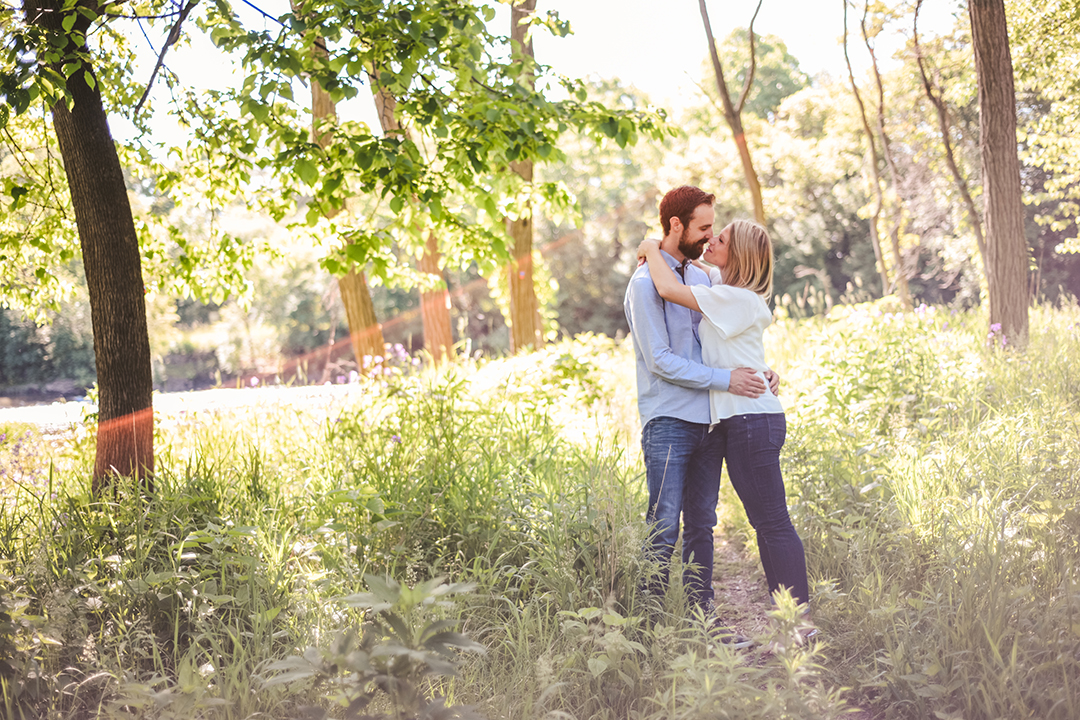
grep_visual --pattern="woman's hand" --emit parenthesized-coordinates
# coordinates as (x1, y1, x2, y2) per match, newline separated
(637, 238, 661, 265)
(764, 369, 781, 395)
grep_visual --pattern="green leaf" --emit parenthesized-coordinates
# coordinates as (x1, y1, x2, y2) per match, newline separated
(61, 13, 76, 33)
(389, 195, 404, 213)
(296, 157, 318, 186)
(345, 244, 366, 263)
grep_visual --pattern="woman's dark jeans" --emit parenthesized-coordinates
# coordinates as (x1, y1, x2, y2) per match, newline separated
(641, 416, 724, 608)
(718, 412, 809, 606)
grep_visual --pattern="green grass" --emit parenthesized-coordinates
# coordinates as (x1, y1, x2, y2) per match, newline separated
(2, 308, 1078, 719)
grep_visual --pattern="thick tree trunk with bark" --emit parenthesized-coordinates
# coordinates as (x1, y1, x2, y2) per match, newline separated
(698, 0, 766, 225)
(418, 233, 453, 363)
(969, 0, 1029, 348)
(338, 269, 384, 362)
(506, 0, 544, 352)
(28, 0, 154, 493)
(294, 0, 386, 367)
(368, 75, 453, 360)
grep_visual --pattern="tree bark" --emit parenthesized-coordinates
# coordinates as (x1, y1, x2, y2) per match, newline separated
(842, 0, 891, 297)
(969, 0, 1029, 348)
(914, 0, 988, 274)
(368, 73, 454, 361)
(27, 0, 154, 493)
(418, 232, 453, 363)
(698, 0, 766, 225)
(506, 0, 544, 352)
(293, 0, 386, 367)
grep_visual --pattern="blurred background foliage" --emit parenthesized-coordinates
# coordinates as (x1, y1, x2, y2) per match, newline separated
(2, 6, 1078, 398)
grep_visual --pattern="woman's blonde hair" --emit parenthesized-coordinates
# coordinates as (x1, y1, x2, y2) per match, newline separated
(721, 219, 774, 298)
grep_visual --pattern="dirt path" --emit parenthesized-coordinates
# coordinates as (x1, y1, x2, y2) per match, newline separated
(712, 530, 876, 720)
(711, 533, 775, 638)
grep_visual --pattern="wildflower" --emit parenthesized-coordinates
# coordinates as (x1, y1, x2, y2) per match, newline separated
(990, 323, 1002, 333)
(337, 375, 346, 384)
(349, 370, 359, 383)
(412, 358, 421, 366)
(390, 435, 402, 443)
(250, 376, 260, 387)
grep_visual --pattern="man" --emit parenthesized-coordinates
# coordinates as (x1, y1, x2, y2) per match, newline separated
(624, 185, 777, 617)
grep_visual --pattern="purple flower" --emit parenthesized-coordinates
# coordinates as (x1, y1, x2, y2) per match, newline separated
(250, 376, 260, 387)
(336, 375, 346, 384)
(390, 435, 402, 443)
(990, 323, 1002, 333)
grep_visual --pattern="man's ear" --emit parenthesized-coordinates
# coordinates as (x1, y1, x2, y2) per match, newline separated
(669, 217, 683, 236)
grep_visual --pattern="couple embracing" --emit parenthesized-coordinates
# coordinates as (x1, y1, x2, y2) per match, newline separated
(624, 185, 809, 636)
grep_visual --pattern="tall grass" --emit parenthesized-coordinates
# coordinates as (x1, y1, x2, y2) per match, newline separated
(5, 308, 1076, 719)
(768, 302, 1080, 719)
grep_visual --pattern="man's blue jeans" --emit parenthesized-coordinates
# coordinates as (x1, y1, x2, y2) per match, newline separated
(641, 416, 724, 608)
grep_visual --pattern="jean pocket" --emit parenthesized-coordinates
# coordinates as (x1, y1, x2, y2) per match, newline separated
(765, 413, 786, 451)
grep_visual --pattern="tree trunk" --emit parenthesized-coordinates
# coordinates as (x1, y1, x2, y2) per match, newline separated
(506, 0, 544, 352)
(339, 269, 384, 362)
(28, 0, 154, 493)
(969, 0, 1029, 348)
(294, 0, 386, 368)
(368, 70, 453, 360)
(698, 0, 766, 225)
(862, 7, 912, 308)
(842, 0, 891, 297)
(419, 232, 453, 363)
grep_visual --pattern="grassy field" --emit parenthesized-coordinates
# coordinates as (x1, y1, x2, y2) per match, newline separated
(1, 305, 1078, 719)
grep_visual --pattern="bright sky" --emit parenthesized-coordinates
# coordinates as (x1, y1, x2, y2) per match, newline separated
(531, 0, 963, 111)
(117, 0, 963, 144)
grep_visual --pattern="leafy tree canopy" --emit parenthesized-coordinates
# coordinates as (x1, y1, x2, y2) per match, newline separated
(1, 0, 675, 317)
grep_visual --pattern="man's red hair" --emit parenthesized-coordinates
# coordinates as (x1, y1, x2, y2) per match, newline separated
(659, 186, 715, 236)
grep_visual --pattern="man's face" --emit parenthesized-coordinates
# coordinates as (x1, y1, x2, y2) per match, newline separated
(676, 205, 715, 261)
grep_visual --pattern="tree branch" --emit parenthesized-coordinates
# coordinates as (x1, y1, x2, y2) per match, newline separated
(735, 0, 762, 116)
(697, 0, 736, 125)
(133, 0, 199, 118)
(913, 0, 986, 263)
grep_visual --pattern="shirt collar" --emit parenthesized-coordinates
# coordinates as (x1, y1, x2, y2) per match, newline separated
(659, 249, 688, 272)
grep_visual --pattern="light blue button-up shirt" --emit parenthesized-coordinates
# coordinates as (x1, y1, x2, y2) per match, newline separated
(624, 250, 731, 428)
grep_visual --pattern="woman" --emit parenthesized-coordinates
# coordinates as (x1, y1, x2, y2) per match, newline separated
(638, 219, 810, 610)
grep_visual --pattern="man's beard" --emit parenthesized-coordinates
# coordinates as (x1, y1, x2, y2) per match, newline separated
(678, 226, 707, 260)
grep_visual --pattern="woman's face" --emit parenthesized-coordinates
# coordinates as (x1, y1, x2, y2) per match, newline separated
(704, 226, 731, 270)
